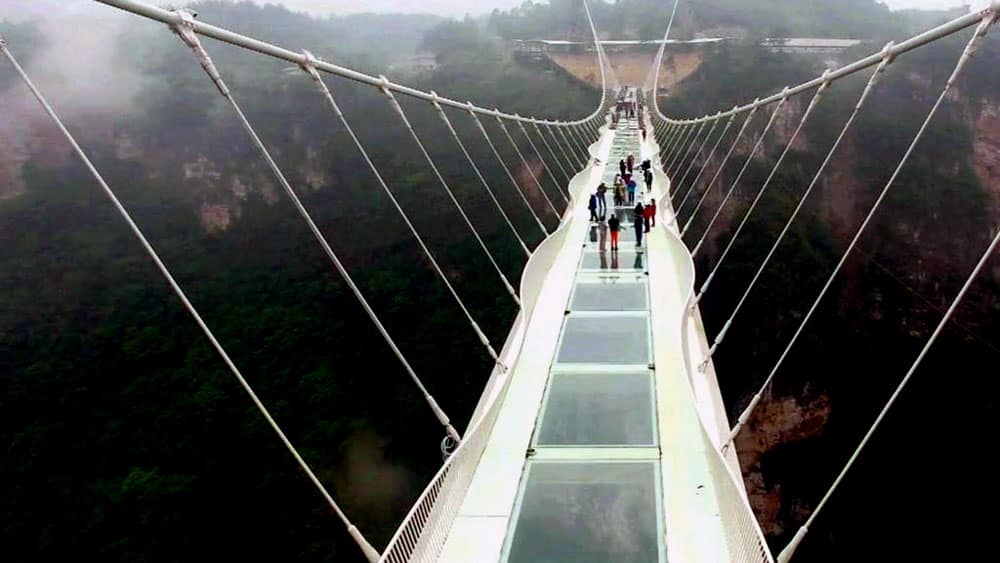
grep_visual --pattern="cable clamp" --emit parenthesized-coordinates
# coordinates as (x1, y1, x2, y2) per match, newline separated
(170, 9, 229, 97)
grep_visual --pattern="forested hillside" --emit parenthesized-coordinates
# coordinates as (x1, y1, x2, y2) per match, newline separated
(0, 3, 597, 561)
(3, 0, 999, 562)
(664, 24, 1000, 563)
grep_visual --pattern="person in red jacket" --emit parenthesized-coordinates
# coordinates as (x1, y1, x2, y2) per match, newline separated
(643, 202, 653, 233)
(649, 199, 657, 227)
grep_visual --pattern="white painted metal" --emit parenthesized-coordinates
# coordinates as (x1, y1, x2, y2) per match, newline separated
(91, 0, 611, 126)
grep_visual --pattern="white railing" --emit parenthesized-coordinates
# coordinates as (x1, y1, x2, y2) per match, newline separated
(649, 129, 775, 562)
(379, 125, 608, 562)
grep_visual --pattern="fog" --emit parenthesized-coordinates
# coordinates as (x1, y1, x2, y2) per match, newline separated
(0, 2, 149, 165)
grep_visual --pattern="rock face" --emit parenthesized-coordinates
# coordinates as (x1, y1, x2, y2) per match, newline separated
(736, 393, 832, 537)
(973, 99, 1000, 221)
(546, 52, 704, 91)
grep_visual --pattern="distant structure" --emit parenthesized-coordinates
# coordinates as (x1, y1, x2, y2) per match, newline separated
(513, 38, 727, 55)
(514, 37, 866, 56)
(761, 38, 864, 54)
(389, 52, 438, 75)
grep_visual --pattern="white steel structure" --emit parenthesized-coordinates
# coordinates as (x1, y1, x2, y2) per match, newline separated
(3, 1, 999, 562)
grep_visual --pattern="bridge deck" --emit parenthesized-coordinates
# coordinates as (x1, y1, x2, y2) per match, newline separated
(437, 114, 735, 562)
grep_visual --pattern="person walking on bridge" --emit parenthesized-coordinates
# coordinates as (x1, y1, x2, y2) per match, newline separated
(608, 214, 621, 251)
(596, 182, 608, 219)
(588, 192, 598, 222)
(627, 178, 637, 205)
(644, 168, 653, 192)
(619, 158, 627, 178)
(627, 154, 635, 173)
(634, 202, 645, 247)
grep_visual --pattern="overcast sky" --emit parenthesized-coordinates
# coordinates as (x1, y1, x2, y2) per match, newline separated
(244, 1, 987, 17)
(2, 0, 991, 20)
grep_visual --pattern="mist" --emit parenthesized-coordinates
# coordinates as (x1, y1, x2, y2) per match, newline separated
(0, 1, 150, 196)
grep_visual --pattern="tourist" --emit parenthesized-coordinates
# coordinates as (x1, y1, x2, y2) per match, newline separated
(634, 202, 645, 247)
(644, 168, 653, 191)
(596, 182, 608, 219)
(627, 178, 637, 204)
(608, 214, 621, 251)
(588, 192, 598, 222)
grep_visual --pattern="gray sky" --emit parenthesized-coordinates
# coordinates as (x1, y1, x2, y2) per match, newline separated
(245, 1, 987, 17)
(2, 0, 990, 20)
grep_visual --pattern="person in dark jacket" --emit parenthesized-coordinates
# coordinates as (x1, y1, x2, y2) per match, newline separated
(588, 193, 598, 222)
(596, 183, 608, 219)
(608, 214, 621, 251)
(644, 169, 653, 191)
(627, 154, 635, 173)
(634, 202, 645, 247)
(619, 158, 627, 177)
(649, 199, 657, 227)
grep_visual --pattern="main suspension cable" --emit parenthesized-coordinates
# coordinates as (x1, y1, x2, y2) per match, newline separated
(0, 34, 382, 563)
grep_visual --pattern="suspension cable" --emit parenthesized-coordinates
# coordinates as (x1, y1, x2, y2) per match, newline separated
(689, 89, 789, 251)
(495, 115, 561, 218)
(650, 0, 681, 121)
(724, 18, 994, 463)
(431, 96, 533, 258)
(548, 123, 581, 172)
(696, 77, 832, 309)
(667, 121, 701, 173)
(709, 52, 894, 391)
(532, 121, 572, 183)
(379, 83, 522, 306)
(778, 211, 1000, 563)
(516, 119, 569, 203)
(672, 115, 721, 207)
(681, 103, 760, 233)
(662, 123, 688, 167)
(674, 112, 738, 218)
(557, 125, 585, 169)
(469, 108, 550, 236)
(0, 35, 383, 563)
(177, 19, 472, 452)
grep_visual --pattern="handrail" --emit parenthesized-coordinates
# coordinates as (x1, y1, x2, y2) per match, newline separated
(653, 3, 998, 124)
(377, 146, 605, 562)
(92, 0, 613, 127)
(648, 138, 776, 563)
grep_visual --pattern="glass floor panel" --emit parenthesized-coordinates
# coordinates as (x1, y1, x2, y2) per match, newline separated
(504, 461, 663, 563)
(570, 279, 648, 311)
(580, 250, 646, 272)
(557, 315, 650, 365)
(536, 373, 655, 446)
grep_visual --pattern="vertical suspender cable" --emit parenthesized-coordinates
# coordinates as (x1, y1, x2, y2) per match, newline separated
(689, 89, 790, 249)
(778, 222, 1000, 563)
(667, 121, 700, 173)
(548, 123, 580, 172)
(177, 23, 469, 448)
(682, 103, 760, 235)
(672, 115, 720, 206)
(674, 112, 737, 215)
(557, 125, 585, 169)
(726, 18, 994, 466)
(516, 118, 570, 203)
(469, 108, 550, 236)
(495, 115, 561, 218)
(431, 95, 533, 258)
(379, 83, 522, 306)
(532, 121, 572, 183)
(696, 77, 832, 308)
(713, 53, 895, 407)
(0, 36, 382, 563)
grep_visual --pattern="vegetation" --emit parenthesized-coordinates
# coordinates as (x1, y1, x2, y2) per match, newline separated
(0, 3, 597, 562)
(670, 25, 1000, 561)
